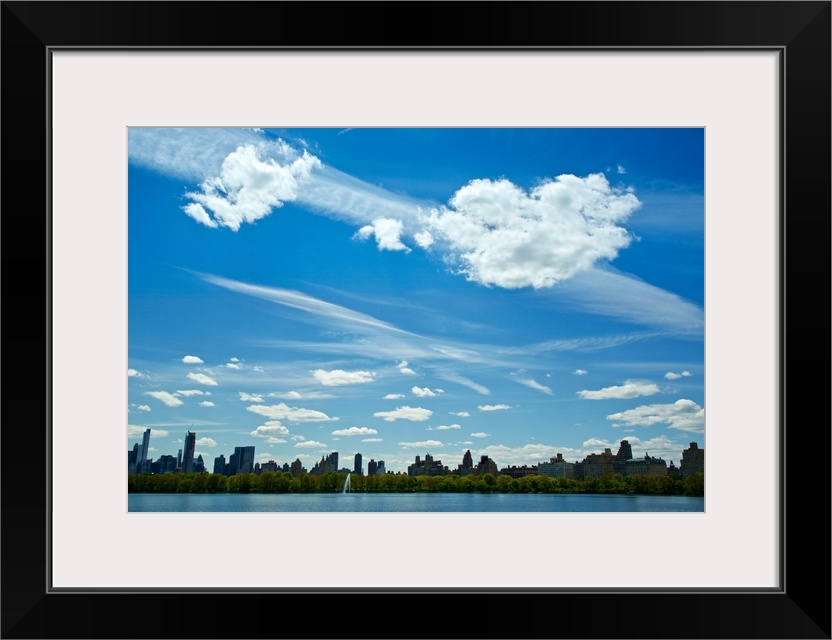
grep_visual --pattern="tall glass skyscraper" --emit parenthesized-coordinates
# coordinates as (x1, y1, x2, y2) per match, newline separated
(137, 428, 151, 473)
(354, 452, 363, 475)
(182, 430, 196, 473)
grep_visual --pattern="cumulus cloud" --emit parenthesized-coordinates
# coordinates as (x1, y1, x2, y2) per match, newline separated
(450, 411, 470, 417)
(573, 369, 588, 376)
(412, 386, 443, 397)
(247, 403, 338, 423)
(182, 141, 322, 231)
(199, 401, 215, 407)
(332, 427, 379, 437)
(516, 378, 553, 395)
(399, 440, 443, 449)
(384, 393, 406, 400)
(175, 389, 205, 397)
(607, 399, 705, 433)
(355, 217, 411, 252)
(195, 437, 217, 447)
(239, 392, 264, 402)
(127, 369, 144, 378)
(145, 391, 183, 407)
(577, 381, 660, 400)
(471, 432, 491, 438)
(226, 362, 243, 370)
(181, 355, 204, 364)
(136, 405, 151, 412)
(128, 425, 169, 438)
(478, 404, 511, 412)
(423, 173, 641, 289)
(665, 371, 692, 380)
(362, 437, 383, 443)
(312, 369, 375, 386)
(250, 421, 291, 438)
(374, 406, 433, 422)
(397, 360, 417, 375)
(187, 372, 218, 386)
(434, 424, 461, 430)
(295, 441, 327, 449)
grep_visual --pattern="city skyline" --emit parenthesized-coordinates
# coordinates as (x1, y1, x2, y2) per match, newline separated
(128, 127, 704, 476)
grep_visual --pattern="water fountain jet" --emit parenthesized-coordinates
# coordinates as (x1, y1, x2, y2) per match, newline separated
(342, 473, 351, 493)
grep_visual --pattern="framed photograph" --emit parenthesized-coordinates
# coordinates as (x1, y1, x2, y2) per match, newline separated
(3, 2, 829, 638)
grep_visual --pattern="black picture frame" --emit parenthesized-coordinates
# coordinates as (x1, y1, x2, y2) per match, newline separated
(2, 2, 829, 638)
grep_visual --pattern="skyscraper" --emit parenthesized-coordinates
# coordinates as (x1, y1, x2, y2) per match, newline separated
(232, 446, 255, 474)
(137, 428, 151, 473)
(182, 430, 196, 473)
(354, 452, 363, 475)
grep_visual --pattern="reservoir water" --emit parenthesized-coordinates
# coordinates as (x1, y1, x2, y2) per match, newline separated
(128, 492, 704, 512)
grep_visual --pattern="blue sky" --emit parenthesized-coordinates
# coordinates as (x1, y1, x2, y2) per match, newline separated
(127, 127, 704, 474)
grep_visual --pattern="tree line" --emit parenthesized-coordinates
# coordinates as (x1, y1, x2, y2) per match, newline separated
(128, 470, 704, 497)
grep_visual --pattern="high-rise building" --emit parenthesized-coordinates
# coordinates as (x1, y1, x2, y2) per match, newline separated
(354, 453, 363, 475)
(681, 442, 705, 478)
(368, 459, 378, 476)
(232, 446, 255, 474)
(462, 449, 474, 470)
(137, 428, 151, 473)
(213, 454, 227, 475)
(614, 440, 633, 475)
(182, 430, 196, 473)
(377, 460, 386, 475)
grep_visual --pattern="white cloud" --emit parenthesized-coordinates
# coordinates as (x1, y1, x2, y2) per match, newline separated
(181, 355, 204, 364)
(229, 357, 240, 362)
(437, 372, 490, 395)
(617, 164, 627, 174)
(127, 425, 169, 438)
(239, 392, 264, 402)
(266, 437, 287, 444)
(471, 432, 491, 438)
(312, 369, 375, 386)
(175, 389, 204, 397)
(607, 399, 705, 433)
(226, 362, 243, 370)
(182, 141, 322, 231)
(250, 421, 291, 438)
(374, 406, 433, 422)
(424, 173, 640, 289)
(397, 360, 417, 375)
(332, 427, 379, 437)
(414, 230, 434, 248)
(450, 411, 470, 417)
(384, 393, 405, 400)
(573, 369, 588, 376)
(145, 391, 183, 407)
(665, 371, 692, 380)
(355, 217, 411, 252)
(127, 369, 143, 378)
(295, 441, 327, 449)
(412, 386, 442, 398)
(362, 437, 383, 443)
(399, 440, 443, 449)
(187, 372, 218, 386)
(577, 380, 660, 400)
(136, 405, 151, 412)
(195, 437, 217, 447)
(199, 401, 215, 407)
(435, 424, 461, 430)
(478, 404, 511, 412)
(247, 403, 338, 423)
(516, 378, 553, 395)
